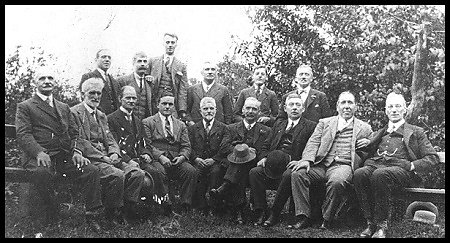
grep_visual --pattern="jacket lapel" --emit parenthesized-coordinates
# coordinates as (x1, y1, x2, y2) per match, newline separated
(194, 84, 204, 100)
(292, 117, 306, 141)
(304, 89, 317, 109)
(273, 120, 288, 149)
(258, 87, 269, 102)
(207, 82, 220, 99)
(237, 121, 246, 140)
(251, 123, 261, 145)
(119, 111, 134, 134)
(33, 95, 59, 120)
(54, 100, 68, 130)
(172, 117, 180, 140)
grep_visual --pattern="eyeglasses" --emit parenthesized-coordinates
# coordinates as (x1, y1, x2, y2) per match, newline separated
(88, 91, 102, 96)
(38, 76, 54, 81)
(204, 68, 216, 71)
(377, 148, 398, 157)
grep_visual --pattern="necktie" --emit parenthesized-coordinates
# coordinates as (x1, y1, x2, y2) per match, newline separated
(286, 122, 294, 132)
(256, 87, 261, 99)
(387, 124, 395, 133)
(92, 110, 97, 122)
(165, 116, 173, 139)
(205, 120, 211, 134)
(46, 97, 53, 107)
(247, 124, 252, 131)
(165, 56, 170, 70)
(140, 76, 144, 89)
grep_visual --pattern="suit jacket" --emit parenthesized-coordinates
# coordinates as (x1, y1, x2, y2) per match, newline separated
(277, 88, 332, 123)
(188, 120, 232, 165)
(15, 95, 81, 166)
(148, 55, 188, 114)
(107, 109, 151, 162)
(366, 123, 439, 175)
(186, 82, 234, 124)
(226, 121, 272, 160)
(80, 69, 120, 115)
(142, 113, 191, 161)
(117, 73, 153, 118)
(233, 86, 279, 125)
(70, 102, 121, 162)
(260, 117, 317, 161)
(302, 115, 373, 171)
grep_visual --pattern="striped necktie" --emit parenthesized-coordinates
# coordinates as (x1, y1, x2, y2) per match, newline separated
(165, 116, 173, 139)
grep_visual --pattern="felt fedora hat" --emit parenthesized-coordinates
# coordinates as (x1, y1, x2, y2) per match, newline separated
(140, 171, 155, 199)
(413, 210, 437, 225)
(227, 143, 256, 164)
(405, 201, 439, 220)
(264, 150, 291, 179)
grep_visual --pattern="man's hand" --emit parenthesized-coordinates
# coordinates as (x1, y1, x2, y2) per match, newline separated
(172, 156, 185, 166)
(288, 160, 310, 173)
(257, 116, 270, 123)
(204, 158, 215, 167)
(141, 154, 152, 163)
(186, 121, 195, 126)
(195, 158, 207, 168)
(356, 138, 370, 150)
(36, 151, 51, 167)
(72, 152, 90, 168)
(109, 153, 120, 165)
(159, 155, 172, 168)
(256, 158, 267, 167)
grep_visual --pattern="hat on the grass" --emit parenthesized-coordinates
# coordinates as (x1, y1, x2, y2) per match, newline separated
(227, 143, 256, 164)
(413, 210, 437, 225)
(405, 201, 439, 221)
(140, 171, 154, 199)
(263, 150, 291, 179)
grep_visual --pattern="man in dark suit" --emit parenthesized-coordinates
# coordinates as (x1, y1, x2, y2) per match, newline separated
(15, 67, 102, 230)
(248, 93, 317, 227)
(71, 77, 127, 227)
(79, 49, 120, 115)
(188, 97, 232, 215)
(147, 33, 188, 120)
(107, 85, 165, 221)
(117, 51, 153, 119)
(209, 97, 271, 224)
(186, 61, 234, 125)
(234, 65, 279, 126)
(277, 64, 332, 123)
(142, 95, 198, 213)
(353, 92, 439, 238)
(289, 91, 372, 230)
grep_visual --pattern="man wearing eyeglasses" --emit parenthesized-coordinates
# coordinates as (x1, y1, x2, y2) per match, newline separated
(186, 61, 234, 125)
(353, 92, 439, 238)
(15, 67, 103, 231)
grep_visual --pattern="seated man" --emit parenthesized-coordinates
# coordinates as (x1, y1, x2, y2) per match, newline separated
(188, 97, 232, 215)
(353, 92, 439, 238)
(209, 97, 271, 224)
(248, 93, 317, 226)
(142, 95, 198, 214)
(289, 91, 372, 230)
(71, 77, 131, 227)
(107, 85, 163, 221)
(15, 67, 102, 231)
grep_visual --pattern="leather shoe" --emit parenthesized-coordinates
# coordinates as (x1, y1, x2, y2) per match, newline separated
(371, 221, 388, 238)
(263, 211, 280, 227)
(319, 219, 332, 230)
(253, 210, 266, 226)
(360, 223, 377, 238)
(288, 215, 311, 229)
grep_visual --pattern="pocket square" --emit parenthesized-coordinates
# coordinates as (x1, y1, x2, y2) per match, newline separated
(176, 71, 183, 76)
(315, 104, 320, 107)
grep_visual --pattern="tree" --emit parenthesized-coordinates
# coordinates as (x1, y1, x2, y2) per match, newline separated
(217, 54, 253, 102)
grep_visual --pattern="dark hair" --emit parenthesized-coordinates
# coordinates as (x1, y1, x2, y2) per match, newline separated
(96, 49, 110, 59)
(337, 91, 357, 104)
(119, 85, 136, 99)
(164, 33, 178, 41)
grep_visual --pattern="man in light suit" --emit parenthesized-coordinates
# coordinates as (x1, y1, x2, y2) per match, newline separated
(186, 61, 234, 125)
(188, 97, 232, 215)
(289, 91, 372, 230)
(353, 92, 439, 238)
(117, 51, 153, 119)
(142, 95, 198, 213)
(234, 65, 279, 127)
(79, 49, 120, 115)
(15, 67, 102, 230)
(71, 78, 127, 227)
(277, 64, 332, 123)
(147, 33, 188, 120)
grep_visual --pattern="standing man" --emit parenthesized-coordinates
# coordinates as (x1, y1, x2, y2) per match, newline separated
(15, 67, 103, 230)
(353, 92, 439, 238)
(289, 91, 372, 230)
(148, 33, 188, 120)
(188, 97, 232, 215)
(248, 93, 317, 227)
(186, 61, 234, 125)
(209, 97, 271, 224)
(234, 65, 279, 126)
(71, 77, 127, 227)
(80, 49, 120, 115)
(277, 64, 332, 123)
(142, 95, 198, 213)
(117, 51, 153, 119)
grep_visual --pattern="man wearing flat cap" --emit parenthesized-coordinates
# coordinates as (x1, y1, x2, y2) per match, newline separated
(209, 97, 271, 224)
(248, 93, 317, 226)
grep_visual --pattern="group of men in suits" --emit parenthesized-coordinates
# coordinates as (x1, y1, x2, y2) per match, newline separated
(15, 30, 439, 237)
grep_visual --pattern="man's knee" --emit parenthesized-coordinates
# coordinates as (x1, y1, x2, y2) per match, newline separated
(82, 164, 100, 177)
(32, 166, 53, 183)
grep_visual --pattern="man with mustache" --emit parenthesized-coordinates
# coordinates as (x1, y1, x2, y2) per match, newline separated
(15, 67, 103, 231)
(277, 64, 332, 123)
(117, 51, 153, 119)
(234, 65, 279, 127)
(186, 61, 234, 125)
(188, 97, 232, 216)
(79, 49, 120, 115)
(71, 77, 127, 228)
(289, 91, 372, 230)
(147, 33, 188, 121)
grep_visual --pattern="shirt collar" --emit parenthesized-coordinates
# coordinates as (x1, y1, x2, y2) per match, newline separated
(120, 106, 132, 116)
(202, 80, 215, 92)
(83, 102, 96, 114)
(158, 112, 172, 123)
(203, 118, 215, 127)
(287, 118, 300, 127)
(253, 83, 265, 92)
(164, 54, 174, 63)
(337, 116, 354, 130)
(97, 67, 108, 78)
(134, 72, 144, 80)
(36, 92, 53, 103)
(297, 85, 311, 94)
(388, 119, 405, 132)
(243, 119, 256, 130)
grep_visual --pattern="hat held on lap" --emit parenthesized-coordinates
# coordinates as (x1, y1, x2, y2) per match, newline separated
(227, 143, 256, 164)
(264, 150, 291, 179)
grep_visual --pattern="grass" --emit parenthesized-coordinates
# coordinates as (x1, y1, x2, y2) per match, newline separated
(4, 185, 445, 238)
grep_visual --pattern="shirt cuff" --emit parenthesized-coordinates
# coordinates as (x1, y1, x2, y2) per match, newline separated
(410, 162, 415, 171)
